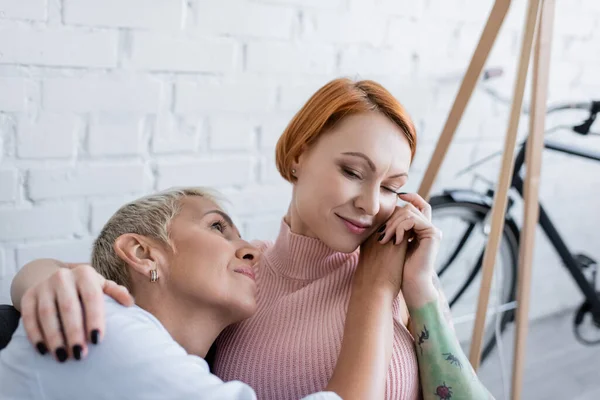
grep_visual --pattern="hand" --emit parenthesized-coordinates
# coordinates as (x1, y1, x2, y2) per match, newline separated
(356, 226, 409, 298)
(20, 264, 134, 362)
(377, 193, 442, 305)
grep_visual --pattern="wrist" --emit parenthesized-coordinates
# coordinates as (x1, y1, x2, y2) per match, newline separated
(402, 277, 438, 310)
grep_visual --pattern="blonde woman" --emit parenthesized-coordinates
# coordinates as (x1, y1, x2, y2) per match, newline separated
(2, 188, 408, 400)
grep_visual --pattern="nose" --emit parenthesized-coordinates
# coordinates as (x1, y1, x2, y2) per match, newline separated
(354, 185, 380, 216)
(235, 240, 261, 264)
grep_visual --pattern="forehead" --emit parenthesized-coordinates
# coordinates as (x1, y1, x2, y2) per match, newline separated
(177, 196, 221, 217)
(313, 112, 412, 169)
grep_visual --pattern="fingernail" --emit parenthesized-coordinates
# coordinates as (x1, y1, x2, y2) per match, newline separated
(91, 329, 100, 345)
(377, 224, 386, 233)
(378, 233, 385, 241)
(36, 342, 48, 355)
(73, 345, 82, 360)
(56, 347, 67, 363)
(392, 235, 397, 245)
(399, 192, 408, 195)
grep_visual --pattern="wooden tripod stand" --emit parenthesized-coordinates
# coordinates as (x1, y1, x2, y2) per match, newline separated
(416, 1, 555, 399)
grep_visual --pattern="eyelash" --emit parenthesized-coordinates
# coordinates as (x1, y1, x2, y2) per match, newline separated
(210, 218, 228, 233)
(342, 168, 399, 194)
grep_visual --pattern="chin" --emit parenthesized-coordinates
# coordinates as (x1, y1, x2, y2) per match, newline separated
(231, 298, 258, 322)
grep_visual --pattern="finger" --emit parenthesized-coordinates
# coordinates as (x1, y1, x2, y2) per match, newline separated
(398, 192, 432, 221)
(55, 274, 87, 361)
(37, 286, 67, 363)
(393, 216, 418, 245)
(103, 280, 134, 307)
(20, 291, 47, 356)
(380, 214, 415, 245)
(77, 269, 106, 345)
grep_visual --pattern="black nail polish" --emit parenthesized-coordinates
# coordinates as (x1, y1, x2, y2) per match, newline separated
(56, 347, 67, 363)
(36, 342, 48, 355)
(378, 233, 385, 241)
(73, 345, 82, 360)
(91, 329, 100, 345)
(399, 192, 408, 195)
(377, 224, 386, 233)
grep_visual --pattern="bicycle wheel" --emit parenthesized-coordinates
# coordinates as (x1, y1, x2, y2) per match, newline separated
(430, 192, 519, 363)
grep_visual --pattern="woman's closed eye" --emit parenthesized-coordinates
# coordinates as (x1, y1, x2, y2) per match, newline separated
(342, 167, 362, 180)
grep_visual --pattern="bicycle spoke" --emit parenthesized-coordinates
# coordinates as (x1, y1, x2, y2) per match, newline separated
(449, 250, 485, 307)
(438, 223, 477, 278)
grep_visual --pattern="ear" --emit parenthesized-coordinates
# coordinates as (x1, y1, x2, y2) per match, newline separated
(291, 145, 309, 178)
(113, 234, 166, 280)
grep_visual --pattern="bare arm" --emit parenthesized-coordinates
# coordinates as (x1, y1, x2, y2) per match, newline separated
(10, 259, 77, 310)
(404, 279, 494, 400)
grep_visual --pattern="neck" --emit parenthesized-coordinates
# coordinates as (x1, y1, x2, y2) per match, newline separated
(285, 202, 317, 238)
(135, 289, 232, 358)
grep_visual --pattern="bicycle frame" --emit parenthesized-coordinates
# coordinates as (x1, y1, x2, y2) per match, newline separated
(510, 138, 600, 316)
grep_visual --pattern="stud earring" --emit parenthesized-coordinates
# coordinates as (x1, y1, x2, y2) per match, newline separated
(292, 169, 296, 175)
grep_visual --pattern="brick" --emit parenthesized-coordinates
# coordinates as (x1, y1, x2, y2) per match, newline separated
(251, 0, 343, 9)
(209, 117, 257, 151)
(0, 78, 27, 111)
(175, 81, 276, 114)
(63, 0, 183, 29)
(246, 42, 335, 74)
(260, 117, 291, 149)
(88, 117, 144, 157)
(339, 47, 413, 76)
(130, 33, 238, 73)
(151, 114, 203, 154)
(16, 239, 94, 266)
(196, 0, 294, 39)
(303, 11, 386, 45)
(0, 247, 16, 279)
(260, 155, 287, 184)
(0, 27, 117, 68)
(156, 157, 254, 189)
(374, 0, 424, 18)
(28, 163, 147, 200)
(243, 216, 283, 242)
(17, 113, 78, 159)
(386, 17, 421, 48)
(228, 185, 291, 216)
(0, 204, 80, 240)
(0, 169, 18, 202)
(0, 0, 46, 21)
(44, 77, 161, 113)
(278, 79, 329, 111)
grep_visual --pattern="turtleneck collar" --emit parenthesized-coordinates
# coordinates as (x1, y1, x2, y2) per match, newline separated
(264, 219, 359, 281)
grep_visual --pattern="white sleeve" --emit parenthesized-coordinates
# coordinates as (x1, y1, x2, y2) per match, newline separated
(34, 298, 342, 400)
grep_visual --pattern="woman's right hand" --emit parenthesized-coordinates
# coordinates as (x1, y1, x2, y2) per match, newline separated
(356, 226, 408, 297)
(20, 264, 134, 362)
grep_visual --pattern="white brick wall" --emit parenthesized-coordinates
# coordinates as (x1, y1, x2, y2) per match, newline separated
(1, 0, 599, 324)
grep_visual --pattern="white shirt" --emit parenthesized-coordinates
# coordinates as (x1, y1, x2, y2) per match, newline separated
(0, 296, 341, 400)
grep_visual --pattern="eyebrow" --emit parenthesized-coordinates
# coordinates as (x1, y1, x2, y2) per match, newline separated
(341, 151, 409, 179)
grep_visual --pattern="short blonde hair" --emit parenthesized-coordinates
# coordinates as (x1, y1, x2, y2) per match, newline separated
(91, 187, 222, 290)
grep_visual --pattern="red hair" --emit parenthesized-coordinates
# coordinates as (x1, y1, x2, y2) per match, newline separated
(275, 78, 417, 183)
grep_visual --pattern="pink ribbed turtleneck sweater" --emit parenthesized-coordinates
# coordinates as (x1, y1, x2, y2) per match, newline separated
(213, 220, 421, 400)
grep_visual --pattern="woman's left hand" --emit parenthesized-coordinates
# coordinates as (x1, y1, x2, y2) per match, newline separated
(377, 192, 442, 305)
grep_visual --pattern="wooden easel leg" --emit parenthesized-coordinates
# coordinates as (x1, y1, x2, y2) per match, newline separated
(511, 1, 555, 399)
(468, 0, 542, 371)
(418, 0, 512, 200)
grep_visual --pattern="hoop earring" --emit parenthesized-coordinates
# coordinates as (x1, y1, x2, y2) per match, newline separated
(150, 269, 159, 282)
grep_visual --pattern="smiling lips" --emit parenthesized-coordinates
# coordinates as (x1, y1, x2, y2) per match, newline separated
(336, 214, 372, 235)
(234, 267, 256, 281)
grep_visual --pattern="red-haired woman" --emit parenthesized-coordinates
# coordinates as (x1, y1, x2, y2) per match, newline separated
(12, 78, 493, 400)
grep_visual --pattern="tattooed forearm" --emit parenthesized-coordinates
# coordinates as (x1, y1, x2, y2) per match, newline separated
(409, 301, 494, 400)
(442, 353, 462, 370)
